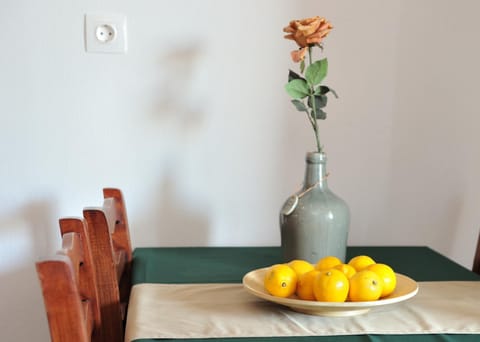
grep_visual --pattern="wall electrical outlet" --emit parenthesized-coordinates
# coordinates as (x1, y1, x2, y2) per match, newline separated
(85, 13, 127, 54)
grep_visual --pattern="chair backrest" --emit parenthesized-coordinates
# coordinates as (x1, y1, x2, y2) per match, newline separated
(474, 231, 480, 275)
(82, 188, 133, 342)
(36, 223, 101, 342)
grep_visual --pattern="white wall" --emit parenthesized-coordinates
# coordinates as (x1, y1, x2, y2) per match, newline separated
(1, 0, 479, 340)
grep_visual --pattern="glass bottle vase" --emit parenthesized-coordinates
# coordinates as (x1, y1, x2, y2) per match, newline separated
(279, 152, 350, 264)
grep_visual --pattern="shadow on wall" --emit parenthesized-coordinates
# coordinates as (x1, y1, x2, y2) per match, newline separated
(136, 171, 211, 246)
(152, 44, 207, 132)
(0, 199, 57, 341)
(132, 43, 211, 246)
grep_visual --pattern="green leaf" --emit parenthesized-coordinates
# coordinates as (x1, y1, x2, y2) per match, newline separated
(285, 79, 310, 99)
(314, 109, 327, 120)
(288, 70, 305, 82)
(316, 85, 339, 98)
(300, 60, 305, 74)
(291, 99, 308, 112)
(308, 95, 328, 109)
(305, 58, 328, 86)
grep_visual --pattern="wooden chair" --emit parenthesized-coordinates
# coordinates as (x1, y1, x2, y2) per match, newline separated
(474, 231, 480, 275)
(36, 219, 101, 342)
(82, 188, 133, 342)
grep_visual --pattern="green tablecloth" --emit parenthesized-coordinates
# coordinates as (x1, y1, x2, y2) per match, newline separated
(131, 246, 480, 342)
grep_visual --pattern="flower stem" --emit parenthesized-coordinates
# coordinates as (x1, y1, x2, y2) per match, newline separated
(308, 46, 322, 153)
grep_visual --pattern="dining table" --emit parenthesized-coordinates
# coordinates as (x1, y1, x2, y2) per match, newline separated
(126, 246, 480, 342)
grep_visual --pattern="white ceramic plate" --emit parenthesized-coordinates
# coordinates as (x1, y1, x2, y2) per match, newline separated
(242, 267, 419, 317)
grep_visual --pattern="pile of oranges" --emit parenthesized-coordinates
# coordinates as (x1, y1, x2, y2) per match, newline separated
(263, 255, 397, 302)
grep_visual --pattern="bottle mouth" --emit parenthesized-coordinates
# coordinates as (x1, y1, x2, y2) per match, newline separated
(306, 151, 327, 163)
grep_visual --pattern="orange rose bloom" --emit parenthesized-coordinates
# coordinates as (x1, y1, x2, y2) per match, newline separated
(283, 16, 333, 62)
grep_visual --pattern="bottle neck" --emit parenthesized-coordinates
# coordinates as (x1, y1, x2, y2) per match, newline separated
(303, 152, 328, 189)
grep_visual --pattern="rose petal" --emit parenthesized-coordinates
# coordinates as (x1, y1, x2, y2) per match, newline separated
(297, 18, 321, 36)
(293, 32, 308, 47)
(306, 29, 332, 43)
(283, 26, 296, 33)
(318, 21, 333, 31)
(306, 37, 322, 45)
(299, 16, 320, 26)
(291, 48, 307, 63)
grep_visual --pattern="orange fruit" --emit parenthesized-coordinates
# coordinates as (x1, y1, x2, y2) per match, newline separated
(348, 255, 376, 271)
(313, 269, 349, 302)
(296, 269, 320, 301)
(348, 270, 383, 301)
(264, 264, 298, 298)
(288, 259, 315, 278)
(334, 263, 357, 278)
(315, 256, 342, 271)
(367, 263, 397, 297)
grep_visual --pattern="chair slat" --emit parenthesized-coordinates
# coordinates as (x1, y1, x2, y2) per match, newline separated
(101, 198, 118, 234)
(59, 218, 102, 340)
(115, 249, 127, 282)
(36, 231, 97, 342)
(82, 300, 94, 340)
(103, 187, 133, 313)
(83, 207, 124, 342)
(59, 231, 83, 282)
(103, 188, 133, 263)
(80, 188, 133, 342)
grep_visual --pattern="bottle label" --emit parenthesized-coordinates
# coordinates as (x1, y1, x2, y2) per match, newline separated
(280, 195, 298, 216)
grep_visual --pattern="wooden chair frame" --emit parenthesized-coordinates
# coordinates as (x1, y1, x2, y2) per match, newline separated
(37, 188, 132, 342)
(83, 188, 133, 342)
(36, 221, 101, 342)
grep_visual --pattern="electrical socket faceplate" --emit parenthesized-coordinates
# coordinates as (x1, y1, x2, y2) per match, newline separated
(85, 13, 127, 54)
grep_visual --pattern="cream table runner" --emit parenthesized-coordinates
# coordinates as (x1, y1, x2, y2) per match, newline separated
(125, 282, 480, 341)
